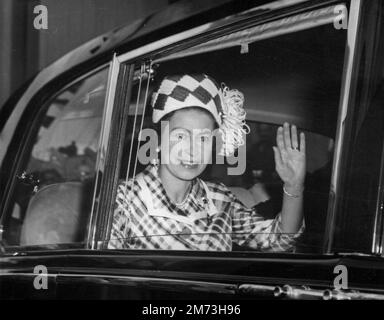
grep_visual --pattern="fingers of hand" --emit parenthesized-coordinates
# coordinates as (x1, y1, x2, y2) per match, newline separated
(283, 122, 291, 149)
(272, 146, 283, 168)
(300, 132, 306, 153)
(276, 127, 285, 151)
(277, 123, 305, 152)
(291, 125, 298, 149)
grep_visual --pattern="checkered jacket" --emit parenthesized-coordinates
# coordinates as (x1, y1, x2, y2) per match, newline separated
(108, 165, 304, 251)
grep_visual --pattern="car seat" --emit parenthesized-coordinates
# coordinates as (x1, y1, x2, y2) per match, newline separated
(20, 181, 92, 246)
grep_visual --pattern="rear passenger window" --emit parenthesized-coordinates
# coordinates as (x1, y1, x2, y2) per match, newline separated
(2, 68, 109, 247)
(107, 6, 348, 252)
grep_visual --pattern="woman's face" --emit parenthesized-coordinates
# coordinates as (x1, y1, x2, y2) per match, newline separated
(160, 108, 215, 181)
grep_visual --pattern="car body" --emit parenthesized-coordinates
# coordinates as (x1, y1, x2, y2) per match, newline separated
(1, 0, 384, 300)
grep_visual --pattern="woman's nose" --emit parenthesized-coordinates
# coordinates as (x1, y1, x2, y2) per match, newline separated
(187, 137, 201, 160)
(179, 137, 192, 160)
(190, 137, 195, 157)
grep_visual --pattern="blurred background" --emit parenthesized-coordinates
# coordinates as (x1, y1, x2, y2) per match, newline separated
(0, 0, 177, 109)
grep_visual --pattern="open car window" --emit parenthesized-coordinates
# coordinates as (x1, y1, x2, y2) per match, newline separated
(1, 67, 109, 249)
(105, 4, 347, 253)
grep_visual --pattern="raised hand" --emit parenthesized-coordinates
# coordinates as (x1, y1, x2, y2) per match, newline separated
(272, 123, 306, 192)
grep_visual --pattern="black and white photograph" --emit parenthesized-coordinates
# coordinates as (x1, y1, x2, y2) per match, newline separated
(0, 0, 384, 306)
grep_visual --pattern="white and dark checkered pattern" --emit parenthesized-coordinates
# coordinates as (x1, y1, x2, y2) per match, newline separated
(151, 74, 223, 124)
(108, 164, 304, 251)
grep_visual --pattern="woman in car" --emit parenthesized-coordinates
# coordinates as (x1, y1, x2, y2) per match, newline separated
(109, 74, 306, 251)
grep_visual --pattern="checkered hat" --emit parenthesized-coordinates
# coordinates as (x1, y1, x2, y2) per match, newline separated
(151, 74, 223, 124)
(151, 74, 250, 156)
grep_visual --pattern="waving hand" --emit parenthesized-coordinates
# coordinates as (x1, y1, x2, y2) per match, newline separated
(272, 122, 306, 191)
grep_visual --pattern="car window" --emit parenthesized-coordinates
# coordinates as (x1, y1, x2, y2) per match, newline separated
(1, 67, 109, 247)
(106, 6, 347, 253)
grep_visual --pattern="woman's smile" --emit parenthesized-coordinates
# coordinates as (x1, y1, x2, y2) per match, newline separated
(179, 161, 199, 170)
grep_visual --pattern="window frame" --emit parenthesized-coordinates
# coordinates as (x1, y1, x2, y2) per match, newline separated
(96, 0, 361, 255)
(325, 0, 384, 255)
(87, 57, 136, 249)
(322, 0, 363, 253)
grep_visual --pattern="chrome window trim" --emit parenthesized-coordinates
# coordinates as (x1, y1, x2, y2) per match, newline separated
(373, 140, 384, 255)
(324, 0, 362, 253)
(115, 0, 330, 64)
(369, 2, 384, 256)
(154, 5, 342, 64)
(115, 23, 213, 64)
(88, 62, 135, 250)
(87, 54, 121, 249)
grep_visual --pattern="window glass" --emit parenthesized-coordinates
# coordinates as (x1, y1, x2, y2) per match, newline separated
(108, 12, 347, 253)
(3, 68, 109, 247)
